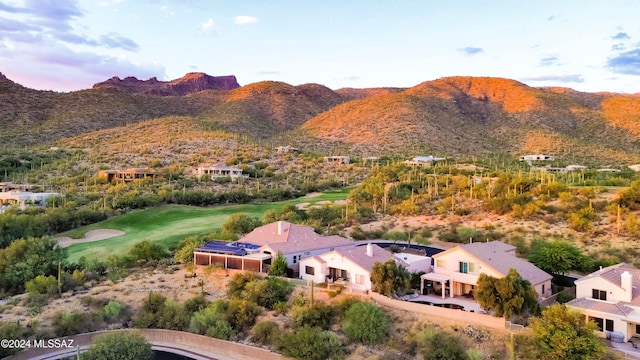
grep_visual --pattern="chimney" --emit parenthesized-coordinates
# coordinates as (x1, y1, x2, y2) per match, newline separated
(277, 221, 284, 236)
(621, 271, 633, 302)
(366, 243, 373, 257)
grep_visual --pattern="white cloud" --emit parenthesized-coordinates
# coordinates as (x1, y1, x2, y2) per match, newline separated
(234, 16, 257, 25)
(202, 18, 214, 30)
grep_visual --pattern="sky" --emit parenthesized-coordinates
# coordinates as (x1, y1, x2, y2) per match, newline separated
(1, 0, 640, 93)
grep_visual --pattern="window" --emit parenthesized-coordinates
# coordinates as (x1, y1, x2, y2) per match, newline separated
(636, 324, 640, 335)
(542, 284, 545, 295)
(305, 266, 315, 275)
(459, 262, 468, 274)
(436, 260, 446, 268)
(468, 262, 477, 273)
(592, 289, 607, 301)
(606, 319, 614, 332)
(293, 255, 297, 264)
(590, 317, 604, 332)
(356, 274, 365, 285)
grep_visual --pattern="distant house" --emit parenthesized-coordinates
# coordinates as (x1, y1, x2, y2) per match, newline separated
(629, 164, 640, 172)
(519, 154, 555, 162)
(422, 241, 552, 300)
(0, 190, 61, 212)
(597, 168, 622, 173)
(98, 168, 155, 182)
(519, 154, 555, 161)
(276, 145, 299, 153)
(194, 221, 354, 273)
(324, 156, 350, 165)
(404, 156, 446, 167)
(567, 263, 640, 342)
(193, 165, 246, 180)
(0, 182, 31, 192)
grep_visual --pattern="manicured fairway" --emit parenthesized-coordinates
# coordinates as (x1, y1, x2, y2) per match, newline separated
(62, 188, 350, 262)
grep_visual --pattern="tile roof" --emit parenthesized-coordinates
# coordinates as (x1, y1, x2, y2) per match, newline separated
(436, 241, 552, 285)
(575, 262, 640, 306)
(331, 244, 393, 273)
(241, 221, 353, 255)
(567, 297, 634, 316)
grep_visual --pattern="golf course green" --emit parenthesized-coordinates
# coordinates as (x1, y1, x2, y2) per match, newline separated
(61, 189, 350, 262)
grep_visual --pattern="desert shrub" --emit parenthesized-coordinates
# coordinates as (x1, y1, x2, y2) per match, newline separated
(290, 302, 334, 329)
(418, 328, 466, 360)
(84, 330, 153, 360)
(250, 321, 281, 345)
(102, 300, 127, 321)
(53, 311, 93, 336)
(128, 239, 168, 261)
(343, 302, 389, 344)
(25, 275, 58, 299)
(277, 326, 344, 360)
(225, 299, 262, 331)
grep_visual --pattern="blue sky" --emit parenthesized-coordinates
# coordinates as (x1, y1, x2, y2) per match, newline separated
(1, 0, 640, 93)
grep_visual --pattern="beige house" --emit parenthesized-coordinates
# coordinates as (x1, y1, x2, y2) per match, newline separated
(567, 263, 640, 342)
(323, 156, 350, 164)
(519, 154, 555, 162)
(194, 165, 246, 180)
(98, 168, 155, 182)
(276, 145, 299, 153)
(194, 221, 354, 274)
(422, 241, 552, 301)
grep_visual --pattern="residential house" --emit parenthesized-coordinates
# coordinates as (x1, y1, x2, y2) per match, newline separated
(276, 145, 299, 153)
(0, 182, 31, 192)
(0, 190, 61, 212)
(629, 164, 640, 172)
(194, 165, 246, 180)
(404, 156, 446, 167)
(519, 154, 555, 162)
(98, 168, 155, 182)
(299, 243, 393, 291)
(422, 241, 552, 301)
(567, 263, 640, 342)
(193, 221, 354, 273)
(323, 156, 350, 165)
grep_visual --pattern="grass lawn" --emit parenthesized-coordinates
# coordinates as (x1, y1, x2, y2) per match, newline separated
(62, 188, 350, 262)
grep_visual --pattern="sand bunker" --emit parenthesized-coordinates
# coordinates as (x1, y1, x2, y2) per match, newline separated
(56, 229, 125, 248)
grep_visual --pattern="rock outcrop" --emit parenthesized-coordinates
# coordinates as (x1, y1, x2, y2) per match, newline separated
(93, 72, 240, 95)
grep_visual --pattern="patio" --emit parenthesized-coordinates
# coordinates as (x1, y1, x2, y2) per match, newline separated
(609, 339, 640, 359)
(409, 293, 485, 313)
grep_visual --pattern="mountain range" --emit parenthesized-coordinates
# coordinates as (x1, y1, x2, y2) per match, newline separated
(1, 71, 640, 164)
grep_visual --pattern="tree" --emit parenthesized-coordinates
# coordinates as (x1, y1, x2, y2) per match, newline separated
(529, 304, 605, 360)
(370, 259, 410, 296)
(475, 269, 538, 318)
(84, 330, 153, 360)
(0, 236, 66, 295)
(528, 239, 593, 275)
(222, 213, 262, 236)
(343, 302, 389, 343)
(268, 252, 289, 277)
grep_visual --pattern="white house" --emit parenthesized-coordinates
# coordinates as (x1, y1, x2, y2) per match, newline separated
(422, 241, 552, 300)
(0, 190, 61, 211)
(519, 154, 555, 162)
(299, 243, 393, 291)
(404, 156, 446, 167)
(567, 263, 640, 342)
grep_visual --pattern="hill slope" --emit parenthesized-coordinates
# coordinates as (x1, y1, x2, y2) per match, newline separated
(3, 72, 640, 164)
(298, 77, 640, 163)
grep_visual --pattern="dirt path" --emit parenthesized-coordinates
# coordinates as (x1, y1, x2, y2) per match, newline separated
(56, 229, 125, 247)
